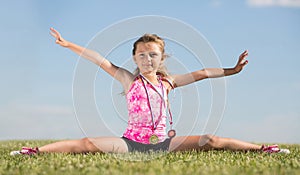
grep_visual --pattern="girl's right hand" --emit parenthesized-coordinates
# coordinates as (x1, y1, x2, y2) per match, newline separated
(50, 27, 69, 47)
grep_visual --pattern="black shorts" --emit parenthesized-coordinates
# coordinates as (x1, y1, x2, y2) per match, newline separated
(121, 137, 171, 153)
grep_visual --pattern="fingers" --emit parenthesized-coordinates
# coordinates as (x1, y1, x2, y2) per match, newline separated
(241, 59, 248, 65)
(49, 27, 56, 37)
(49, 27, 69, 47)
(50, 27, 58, 35)
(49, 27, 61, 39)
(239, 50, 249, 64)
(239, 50, 248, 59)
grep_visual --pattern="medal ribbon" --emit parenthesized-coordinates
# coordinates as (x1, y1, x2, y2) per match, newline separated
(140, 74, 173, 131)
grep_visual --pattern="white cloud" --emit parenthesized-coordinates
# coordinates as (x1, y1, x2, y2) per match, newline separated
(247, 0, 300, 7)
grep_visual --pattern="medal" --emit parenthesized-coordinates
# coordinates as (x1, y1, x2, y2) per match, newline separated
(168, 129, 176, 138)
(141, 74, 176, 144)
(149, 134, 159, 144)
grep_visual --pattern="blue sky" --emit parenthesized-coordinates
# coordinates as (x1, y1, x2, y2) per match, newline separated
(1, 0, 299, 144)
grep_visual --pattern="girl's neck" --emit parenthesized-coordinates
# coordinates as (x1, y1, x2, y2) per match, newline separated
(140, 73, 159, 85)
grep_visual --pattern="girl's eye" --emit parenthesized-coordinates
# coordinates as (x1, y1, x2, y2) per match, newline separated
(137, 52, 160, 58)
(150, 53, 158, 58)
(139, 53, 145, 58)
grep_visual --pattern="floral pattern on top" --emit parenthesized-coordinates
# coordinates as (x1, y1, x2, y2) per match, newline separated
(123, 78, 168, 144)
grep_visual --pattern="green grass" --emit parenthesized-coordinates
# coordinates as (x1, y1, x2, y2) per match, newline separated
(1, 140, 300, 175)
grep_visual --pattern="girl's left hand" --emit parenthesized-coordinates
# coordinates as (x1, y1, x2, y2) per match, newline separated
(234, 50, 249, 73)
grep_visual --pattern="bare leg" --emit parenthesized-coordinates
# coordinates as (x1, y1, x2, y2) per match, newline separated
(169, 135, 261, 152)
(39, 137, 128, 153)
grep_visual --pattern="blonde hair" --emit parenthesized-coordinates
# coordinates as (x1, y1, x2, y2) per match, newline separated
(132, 34, 169, 77)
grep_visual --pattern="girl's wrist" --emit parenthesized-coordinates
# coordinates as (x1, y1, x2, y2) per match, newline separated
(232, 66, 240, 74)
(64, 41, 72, 48)
(225, 67, 239, 76)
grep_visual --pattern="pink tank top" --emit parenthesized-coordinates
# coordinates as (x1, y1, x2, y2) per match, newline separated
(123, 76, 168, 144)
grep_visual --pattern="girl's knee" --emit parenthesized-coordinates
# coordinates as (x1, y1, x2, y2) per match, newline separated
(200, 134, 220, 148)
(80, 137, 98, 152)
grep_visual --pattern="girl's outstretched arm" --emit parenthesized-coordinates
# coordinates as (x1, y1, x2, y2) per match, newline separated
(50, 28, 134, 91)
(171, 50, 249, 87)
(50, 27, 105, 66)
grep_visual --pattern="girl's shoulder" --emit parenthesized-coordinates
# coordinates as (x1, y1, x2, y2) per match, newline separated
(160, 74, 176, 91)
(124, 75, 142, 95)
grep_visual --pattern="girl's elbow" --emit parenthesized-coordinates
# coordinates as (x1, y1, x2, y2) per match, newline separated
(196, 69, 209, 80)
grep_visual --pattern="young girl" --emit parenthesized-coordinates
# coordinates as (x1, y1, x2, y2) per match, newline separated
(11, 28, 289, 155)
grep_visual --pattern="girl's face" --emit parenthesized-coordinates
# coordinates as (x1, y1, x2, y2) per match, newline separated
(134, 42, 163, 75)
